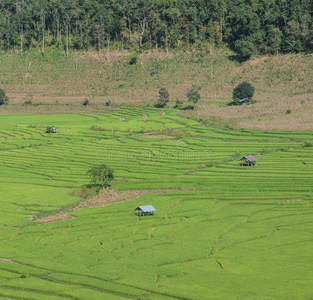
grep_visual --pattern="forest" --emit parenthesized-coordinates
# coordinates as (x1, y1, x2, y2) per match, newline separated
(0, 0, 312, 57)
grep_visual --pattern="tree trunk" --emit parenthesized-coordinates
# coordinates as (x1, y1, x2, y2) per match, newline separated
(98, 32, 101, 55)
(75, 52, 78, 70)
(136, 16, 146, 48)
(165, 32, 168, 54)
(64, 13, 71, 58)
(20, 30, 23, 58)
(116, 32, 119, 51)
(80, 22, 83, 50)
(107, 35, 110, 64)
(41, 10, 45, 55)
(66, 25, 69, 57)
(42, 23, 45, 54)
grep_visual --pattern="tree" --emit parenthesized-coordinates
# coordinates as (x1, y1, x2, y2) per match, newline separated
(87, 164, 114, 188)
(232, 81, 255, 101)
(186, 85, 201, 107)
(268, 27, 282, 55)
(0, 88, 8, 105)
(234, 40, 254, 58)
(284, 20, 302, 53)
(154, 87, 169, 108)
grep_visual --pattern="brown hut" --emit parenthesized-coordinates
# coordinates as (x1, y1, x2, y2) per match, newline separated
(240, 155, 258, 166)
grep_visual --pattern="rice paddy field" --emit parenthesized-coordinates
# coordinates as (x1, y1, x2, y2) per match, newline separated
(0, 108, 313, 299)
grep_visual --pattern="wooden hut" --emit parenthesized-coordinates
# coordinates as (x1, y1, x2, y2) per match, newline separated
(240, 155, 258, 166)
(135, 205, 156, 216)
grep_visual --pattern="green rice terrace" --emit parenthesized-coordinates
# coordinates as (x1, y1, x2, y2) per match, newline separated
(0, 108, 313, 299)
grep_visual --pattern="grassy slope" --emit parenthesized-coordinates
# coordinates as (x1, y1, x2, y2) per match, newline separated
(1, 49, 313, 130)
(0, 109, 313, 299)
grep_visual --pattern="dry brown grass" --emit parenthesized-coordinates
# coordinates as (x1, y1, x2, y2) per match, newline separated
(0, 50, 313, 130)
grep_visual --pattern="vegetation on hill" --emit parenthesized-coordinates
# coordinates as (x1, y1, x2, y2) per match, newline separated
(231, 81, 255, 105)
(0, 0, 312, 57)
(0, 88, 8, 105)
(154, 87, 169, 108)
(87, 164, 114, 188)
(0, 49, 313, 131)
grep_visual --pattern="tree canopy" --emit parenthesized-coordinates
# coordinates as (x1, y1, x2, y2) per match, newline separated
(87, 164, 114, 188)
(187, 85, 201, 107)
(0, 0, 311, 56)
(0, 89, 8, 105)
(154, 87, 169, 108)
(232, 81, 255, 101)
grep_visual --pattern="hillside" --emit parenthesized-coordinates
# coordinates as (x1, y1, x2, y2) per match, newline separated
(1, 49, 313, 130)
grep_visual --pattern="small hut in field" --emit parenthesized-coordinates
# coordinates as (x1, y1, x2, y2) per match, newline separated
(240, 155, 258, 166)
(240, 98, 252, 105)
(135, 205, 156, 216)
(46, 126, 57, 133)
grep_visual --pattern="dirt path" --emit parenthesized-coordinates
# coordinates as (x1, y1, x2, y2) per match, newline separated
(36, 188, 191, 224)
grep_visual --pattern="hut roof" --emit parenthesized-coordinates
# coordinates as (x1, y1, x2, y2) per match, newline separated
(240, 98, 251, 102)
(240, 155, 258, 162)
(135, 205, 156, 212)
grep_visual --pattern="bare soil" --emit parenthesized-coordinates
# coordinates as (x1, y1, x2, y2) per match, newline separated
(36, 188, 191, 224)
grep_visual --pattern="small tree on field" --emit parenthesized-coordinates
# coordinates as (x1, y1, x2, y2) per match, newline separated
(154, 87, 169, 108)
(174, 99, 183, 109)
(232, 81, 255, 103)
(129, 56, 138, 65)
(87, 164, 114, 188)
(0, 88, 8, 105)
(186, 85, 201, 107)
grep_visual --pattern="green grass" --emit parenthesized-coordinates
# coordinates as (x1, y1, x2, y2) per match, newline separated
(0, 108, 313, 299)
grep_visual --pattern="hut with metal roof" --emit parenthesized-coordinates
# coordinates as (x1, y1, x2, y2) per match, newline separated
(135, 205, 156, 216)
(46, 126, 57, 133)
(240, 155, 258, 166)
(240, 98, 252, 105)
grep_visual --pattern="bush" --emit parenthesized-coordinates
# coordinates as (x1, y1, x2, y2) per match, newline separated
(174, 99, 183, 109)
(234, 40, 254, 58)
(87, 164, 114, 188)
(90, 125, 105, 131)
(181, 104, 195, 110)
(129, 56, 138, 65)
(154, 87, 169, 108)
(83, 99, 89, 106)
(0, 88, 8, 105)
(286, 109, 291, 114)
(302, 142, 313, 148)
(186, 85, 201, 106)
(232, 81, 255, 101)
(46, 126, 57, 133)
(105, 100, 111, 106)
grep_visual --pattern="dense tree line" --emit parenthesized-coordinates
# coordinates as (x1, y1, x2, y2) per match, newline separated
(0, 0, 312, 57)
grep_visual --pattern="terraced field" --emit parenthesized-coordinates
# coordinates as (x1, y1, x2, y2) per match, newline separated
(0, 108, 313, 299)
